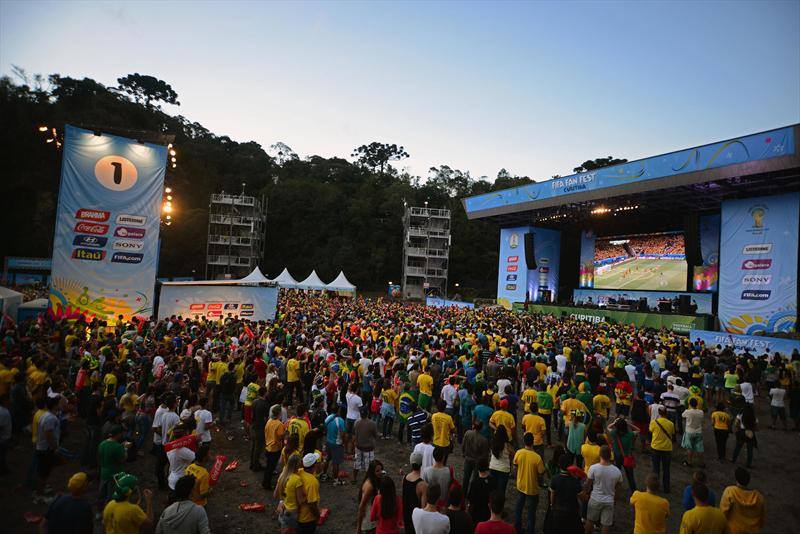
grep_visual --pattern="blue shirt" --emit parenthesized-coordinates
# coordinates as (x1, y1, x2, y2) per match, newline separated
(682, 484, 716, 510)
(473, 404, 493, 439)
(324, 414, 346, 445)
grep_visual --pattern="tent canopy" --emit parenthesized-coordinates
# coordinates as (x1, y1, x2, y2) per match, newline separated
(162, 267, 276, 286)
(297, 270, 327, 290)
(238, 266, 270, 284)
(326, 271, 357, 292)
(270, 268, 300, 288)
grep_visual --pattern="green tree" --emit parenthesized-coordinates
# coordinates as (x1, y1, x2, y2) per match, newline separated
(573, 156, 627, 173)
(351, 142, 409, 175)
(116, 73, 180, 108)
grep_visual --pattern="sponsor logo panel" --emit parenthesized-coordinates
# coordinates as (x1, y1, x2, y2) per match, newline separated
(115, 214, 147, 226)
(111, 252, 143, 264)
(539, 267, 550, 273)
(505, 284, 517, 290)
(114, 226, 146, 239)
(224, 303, 239, 310)
(113, 240, 144, 252)
(506, 275, 517, 281)
(73, 235, 107, 248)
(189, 304, 205, 311)
(742, 244, 772, 254)
(507, 265, 518, 272)
(207, 303, 223, 311)
(742, 275, 772, 285)
(507, 256, 518, 263)
(240, 310, 254, 317)
(241, 303, 254, 310)
(207, 310, 222, 318)
(75, 222, 109, 235)
(75, 208, 110, 222)
(71, 248, 106, 261)
(741, 289, 771, 300)
(741, 259, 772, 270)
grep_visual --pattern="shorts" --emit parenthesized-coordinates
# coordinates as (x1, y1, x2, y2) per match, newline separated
(771, 406, 787, 420)
(380, 403, 396, 419)
(346, 418, 356, 434)
(714, 375, 725, 389)
(278, 508, 298, 529)
(327, 443, 344, 465)
(243, 405, 253, 425)
(354, 448, 374, 470)
(36, 449, 55, 479)
(681, 431, 704, 452)
(587, 498, 614, 526)
(703, 373, 714, 389)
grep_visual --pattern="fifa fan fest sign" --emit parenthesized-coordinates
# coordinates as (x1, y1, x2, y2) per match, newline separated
(49, 125, 167, 322)
(718, 192, 799, 334)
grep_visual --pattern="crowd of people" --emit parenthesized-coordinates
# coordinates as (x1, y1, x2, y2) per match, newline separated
(1, 290, 797, 534)
(594, 234, 685, 264)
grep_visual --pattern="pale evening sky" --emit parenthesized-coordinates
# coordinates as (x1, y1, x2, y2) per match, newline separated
(1, 0, 798, 181)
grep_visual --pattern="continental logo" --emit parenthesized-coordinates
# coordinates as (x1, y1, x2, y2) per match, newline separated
(115, 214, 147, 226)
(74, 222, 109, 235)
(75, 208, 110, 222)
(114, 226, 146, 239)
(113, 239, 144, 252)
(742, 244, 772, 254)
(742, 259, 771, 270)
(742, 275, 771, 285)
(72, 248, 106, 261)
(73, 235, 107, 248)
(111, 252, 143, 264)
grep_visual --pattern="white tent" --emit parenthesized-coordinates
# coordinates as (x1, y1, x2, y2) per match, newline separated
(17, 298, 48, 322)
(238, 266, 270, 285)
(0, 286, 24, 321)
(297, 270, 327, 291)
(326, 271, 357, 293)
(270, 268, 300, 289)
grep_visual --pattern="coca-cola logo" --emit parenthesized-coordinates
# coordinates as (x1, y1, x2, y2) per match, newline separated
(75, 208, 110, 222)
(74, 222, 109, 235)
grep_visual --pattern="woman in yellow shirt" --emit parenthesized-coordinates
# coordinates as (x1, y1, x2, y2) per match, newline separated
(276, 455, 303, 534)
(710, 403, 731, 461)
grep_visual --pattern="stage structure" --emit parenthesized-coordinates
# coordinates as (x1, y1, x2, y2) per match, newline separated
(463, 124, 800, 337)
(206, 189, 267, 280)
(402, 204, 451, 299)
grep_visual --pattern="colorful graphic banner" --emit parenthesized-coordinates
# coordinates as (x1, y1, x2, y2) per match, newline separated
(694, 214, 720, 291)
(426, 297, 475, 309)
(689, 329, 800, 358)
(49, 125, 167, 322)
(578, 230, 595, 288)
(465, 126, 794, 215)
(523, 304, 708, 334)
(497, 226, 560, 308)
(572, 289, 713, 315)
(158, 285, 279, 321)
(719, 192, 798, 334)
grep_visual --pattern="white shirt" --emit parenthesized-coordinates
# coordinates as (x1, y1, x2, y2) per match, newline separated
(496, 378, 512, 398)
(649, 403, 664, 422)
(555, 354, 568, 374)
(373, 357, 386, 377)
(440, 384, 457, 409)
(152, 355, 165, 377)
(740, 382, 754, 403)
(412, 508, 450, 534)
(195, 409, 213, 443)
(152, 405, 168, 444)
(346, 392, 363, 420)
(682, 408, 704, 434)
(769, 387, 786, 407)
(167, 446, 196, 489)
(160, 411, 180, 444)
(359, 357, 372, 375)
(672, 385, 690, 402)
(587, 462, 623, 504)
(624, 364, 636, 383)
(413, 442, 435, 475)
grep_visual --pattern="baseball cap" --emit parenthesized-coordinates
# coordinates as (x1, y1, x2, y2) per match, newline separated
(68, 472, 88, 492)
(409, 451, 423, 466)
(303, 452, 320, 468)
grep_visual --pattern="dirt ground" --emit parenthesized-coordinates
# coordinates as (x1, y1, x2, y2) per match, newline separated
(1, 398, 798, 533)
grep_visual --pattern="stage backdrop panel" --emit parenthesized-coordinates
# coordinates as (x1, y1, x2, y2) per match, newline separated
(578, 230, 595, 288)
(49, 126, 166, 322)
(528, 227, 561, 303)
(497, 226, 560, 308)
(694, 214, 720, 291)
(158, 285, 279, 322)
(719, 192, 799, 334)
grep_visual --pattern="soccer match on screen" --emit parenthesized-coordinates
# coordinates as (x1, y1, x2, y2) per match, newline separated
(0, 2, 798, 534)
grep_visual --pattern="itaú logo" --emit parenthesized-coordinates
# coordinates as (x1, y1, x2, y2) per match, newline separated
(72, 248, 106, 261)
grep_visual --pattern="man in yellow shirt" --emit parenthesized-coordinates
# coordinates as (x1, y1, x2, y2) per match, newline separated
(431, 400, 455, 461)
(649, 406, 675, 493)
(185, 449, 211, 506)
(416, 370, 433, 410)
(513, 432, 545, 534)
(520, 403, 546, 455)
(630, 473, 669, 534)
(720, 467, 765, 534)
(593, 388, 612, 419)
(0, 363, 19, 396)
(286, 355, 301, 404)
(102, 473, 153, 534)
(680, 482, 729, 534)
(489, 399, 515, 441)
(263, 404, 285, 490)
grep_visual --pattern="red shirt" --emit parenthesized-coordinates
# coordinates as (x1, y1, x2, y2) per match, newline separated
(475, 520, 515, 534)
(369, 494, 403, 534)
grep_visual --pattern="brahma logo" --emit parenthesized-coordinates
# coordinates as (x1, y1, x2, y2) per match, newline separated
(742, 259, 772, 270)
(115, 214, 147, 226)
(113, 240, 144, 252)
(75, 208, 110, 222)
(111, 252, 143, 264)
(114, 226, 146, 239)
(224, 303, 239, 310)
(741, 289, 770, 300)
(506, 275, 517, 281)
(742, 244, 772, 254)
(74, 222, 109, 235)
(505, 284, 517, 290)
(71, 248, 105, 261)
(189, 304, 205, 311)
(241, 303, 254, 310)
(507, 256, 518, 263)
(72, 235, 107, 248)
(742, 275, 771, 285)
(507, 265, 518, 272)
(207, 303, 223, 311)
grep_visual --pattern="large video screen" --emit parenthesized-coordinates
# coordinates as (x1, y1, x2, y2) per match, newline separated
(593, 231, 687, 290)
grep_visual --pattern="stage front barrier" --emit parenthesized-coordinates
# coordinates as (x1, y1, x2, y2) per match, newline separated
(515, 303, 708, 334)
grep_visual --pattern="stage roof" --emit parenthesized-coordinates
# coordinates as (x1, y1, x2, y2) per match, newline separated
(463, 124, 800, 227)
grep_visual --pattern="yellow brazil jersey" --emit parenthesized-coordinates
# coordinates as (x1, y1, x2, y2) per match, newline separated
(521, 413, 546, 445)
(286, 358, 300, 383)
(710, 411, 730, 430)
(490, 409, 515, 440)
(593, 395, 611, 418)
(431, 411, 455, 447)
(417, 373, 433, 396)
(513, 448, 544, 495)
(297, 469, 320, 523)
(185, 463, 210, 506)
(521, 389, 537, 412)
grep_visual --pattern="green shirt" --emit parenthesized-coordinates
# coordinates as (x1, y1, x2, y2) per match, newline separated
(98, 438, 125, 482)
